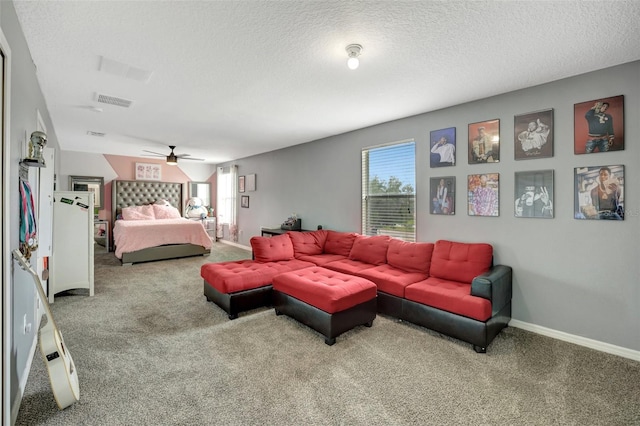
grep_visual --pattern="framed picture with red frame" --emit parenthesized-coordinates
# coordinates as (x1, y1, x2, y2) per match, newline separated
(574, 95, 624, 154)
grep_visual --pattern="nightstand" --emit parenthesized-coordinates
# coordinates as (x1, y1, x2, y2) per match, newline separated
(202, 217, 216, 241)
(94, 219, 109, 253)
(189, 216, 216, 241)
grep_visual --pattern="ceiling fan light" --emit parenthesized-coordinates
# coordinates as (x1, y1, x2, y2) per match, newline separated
(166, 154, 178, 165)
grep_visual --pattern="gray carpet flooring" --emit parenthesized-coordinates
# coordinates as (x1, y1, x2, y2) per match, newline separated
(15, 242, 640, 425)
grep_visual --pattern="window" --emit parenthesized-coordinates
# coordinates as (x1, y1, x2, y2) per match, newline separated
(362, 140, 416, 242)
(216, 166, 238, 240)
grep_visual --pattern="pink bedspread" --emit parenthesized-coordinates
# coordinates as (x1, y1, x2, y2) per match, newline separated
(113, 218, 213, 259)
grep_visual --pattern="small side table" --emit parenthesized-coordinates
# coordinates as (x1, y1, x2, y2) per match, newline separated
(202, 217, 216, 241)
(94, 219, 109, 253)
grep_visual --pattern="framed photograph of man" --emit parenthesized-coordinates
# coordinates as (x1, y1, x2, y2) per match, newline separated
(467, 173, 499, 217)
(514, 170, 554, 218)
(429, 127, 456, 168)
(514, 109, 553, 160)
(574, 165, 624, 220)
(430, 177, 455, 215)
(468, 119, 500, 164)
(574, 95, 624, 154)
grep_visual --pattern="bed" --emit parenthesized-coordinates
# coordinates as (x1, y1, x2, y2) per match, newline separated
(112, 180, 212, 265)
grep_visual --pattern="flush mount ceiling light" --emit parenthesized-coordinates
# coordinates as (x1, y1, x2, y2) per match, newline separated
(346, 44, 363, 70)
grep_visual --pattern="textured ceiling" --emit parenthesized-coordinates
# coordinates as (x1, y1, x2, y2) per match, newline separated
(13, 1, 640, 164)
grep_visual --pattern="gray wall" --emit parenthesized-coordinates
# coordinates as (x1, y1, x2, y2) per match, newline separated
(226, 61, 639, 352)
(1, 1, 60, 418)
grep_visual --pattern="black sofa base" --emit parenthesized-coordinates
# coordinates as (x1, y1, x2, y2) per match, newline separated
(401, 299, 512, 352)
(273, 291, 376, 345)
(203, 280, 273, 320)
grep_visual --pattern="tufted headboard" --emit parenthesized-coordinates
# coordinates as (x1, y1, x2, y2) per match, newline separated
(111, 180, 184, 225)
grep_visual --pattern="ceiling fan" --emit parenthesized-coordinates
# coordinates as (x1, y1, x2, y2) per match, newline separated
(142, 145, 204, 165)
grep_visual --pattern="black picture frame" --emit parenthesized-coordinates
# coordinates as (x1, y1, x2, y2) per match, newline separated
(514, 170, 554, 218)
(574, 165, 624, 220)
(430, 176, 455, 215)
(429, 127, 456, 168)
(514, 109, 554, 160)
(468, 119, 500, 164)
(574, 95, 624, 154)
(240, 195, 249, 208)
(467, 173, 499, 217)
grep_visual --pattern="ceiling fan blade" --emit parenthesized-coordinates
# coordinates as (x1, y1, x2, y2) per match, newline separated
(142, 150, 165, 156)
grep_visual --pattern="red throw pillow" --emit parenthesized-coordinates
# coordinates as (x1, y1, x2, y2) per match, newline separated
(349, 235, 391, 265)
(386, 239, 434, 274)
(250, 234, 295, 263)
(288, 230, 328, 256)
(429, 240, 493, 283)
(323, 231, 358, 257)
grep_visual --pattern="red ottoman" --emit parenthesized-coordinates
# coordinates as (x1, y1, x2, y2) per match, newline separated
(201, 259, 314, 319)
(272, 266, 377, 345)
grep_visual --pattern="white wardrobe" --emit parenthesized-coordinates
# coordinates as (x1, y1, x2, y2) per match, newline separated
(50, 191, 94, 303)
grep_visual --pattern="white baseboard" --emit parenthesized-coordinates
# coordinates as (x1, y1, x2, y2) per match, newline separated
(509, 319, 640, 362)
(218, 239, 251, 251)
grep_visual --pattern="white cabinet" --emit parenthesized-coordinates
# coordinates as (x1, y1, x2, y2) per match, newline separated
(50, 191, 94, 303)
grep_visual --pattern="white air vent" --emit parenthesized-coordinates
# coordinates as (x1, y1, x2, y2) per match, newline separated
(87, 131, 106, 137)
(99, 56, 153, 83)
(95, 93, 133, 108)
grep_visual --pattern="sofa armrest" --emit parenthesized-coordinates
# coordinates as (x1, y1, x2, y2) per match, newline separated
(470, 265, 512, 316)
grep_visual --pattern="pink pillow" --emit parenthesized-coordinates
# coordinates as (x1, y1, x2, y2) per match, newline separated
(349, 235, 391, 265)
(122, 205, 155, 220)
(323, 231, 358, 256)
(250, 234, 295, 263)
(152, 204, 181, 219)
(386, 239, 434, 274)
(429, 240, 493, 283)
(288, 230, 328, 256)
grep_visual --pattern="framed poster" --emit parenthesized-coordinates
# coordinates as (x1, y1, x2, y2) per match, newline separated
(574, 165, 624, 220)
(514, 109, 553, 160)
(468, 119, 500, 164)
(514, 170, 554, 218)
(430, 177, 455, 215)
(429, 127, 456, 168)
(238, 175, 245, 193)
(135, 163, 161, 181)
(468, 173, 499, 217)
(246, 174, 256, 192)
(574, 95, 624, 154)
(240, 195, 250, 208)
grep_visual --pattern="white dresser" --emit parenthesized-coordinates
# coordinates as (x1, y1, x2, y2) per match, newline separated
(50, 191, 94, 302)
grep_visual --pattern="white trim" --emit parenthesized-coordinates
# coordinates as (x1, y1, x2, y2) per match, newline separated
(0, 25, 11, 426)
(509, 319, 640, 362)
(218, 239, 251, 252)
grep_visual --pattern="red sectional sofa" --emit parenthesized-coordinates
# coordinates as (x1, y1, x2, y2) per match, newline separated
(200, 230, 512, 352)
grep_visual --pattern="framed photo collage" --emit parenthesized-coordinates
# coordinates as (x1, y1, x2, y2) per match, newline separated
(428, 95, 624, 220)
